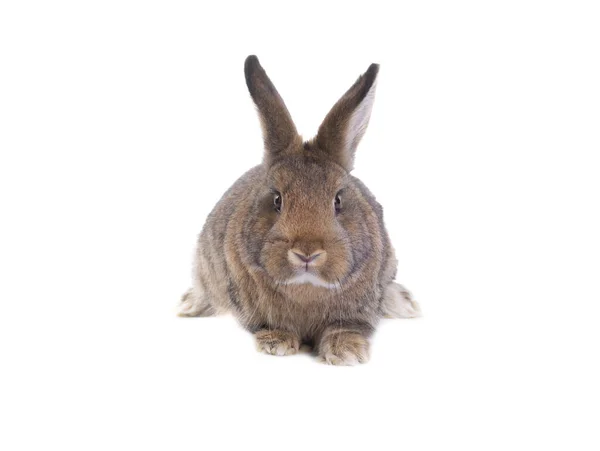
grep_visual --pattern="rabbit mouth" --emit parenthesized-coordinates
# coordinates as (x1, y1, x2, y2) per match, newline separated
(282, 272, 338, 289)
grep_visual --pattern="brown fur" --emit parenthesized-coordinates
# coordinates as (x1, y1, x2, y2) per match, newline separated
(255, 329, 300, 356)
(180, 55, 417, 365)
(319, 330, 370, 365)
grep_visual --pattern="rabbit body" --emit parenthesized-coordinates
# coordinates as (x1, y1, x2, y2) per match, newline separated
(179, 56, 420, 364)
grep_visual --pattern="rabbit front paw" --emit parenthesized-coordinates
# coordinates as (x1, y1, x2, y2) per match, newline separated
(255, 329, 300, 356)
(319, 330, 370, 365)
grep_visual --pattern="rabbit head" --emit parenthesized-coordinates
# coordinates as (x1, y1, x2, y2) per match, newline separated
(243, 56, 381, 291)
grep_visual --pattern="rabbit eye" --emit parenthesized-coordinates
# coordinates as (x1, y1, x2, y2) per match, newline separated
(334, 193, 342, 213)
(273, 192, 282, 213)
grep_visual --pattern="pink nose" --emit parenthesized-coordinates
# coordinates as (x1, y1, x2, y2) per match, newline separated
(288, 248, 326, 267)
(292, 251, 322, 263)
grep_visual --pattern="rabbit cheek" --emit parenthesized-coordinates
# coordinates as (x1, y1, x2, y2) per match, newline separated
(260, 239, 296, 282)
(316, 238, 353, 283)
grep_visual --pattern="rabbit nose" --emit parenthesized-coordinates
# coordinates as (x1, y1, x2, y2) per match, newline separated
(288, 249, 325, 266)
(293, 251, 321, 263)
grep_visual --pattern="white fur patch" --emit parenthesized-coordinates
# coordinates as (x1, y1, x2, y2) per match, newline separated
(382, 283, 422, 318)
(177, 288, 215, 317)
(178, 289, 203, 316)
(283, 272, 338, 289)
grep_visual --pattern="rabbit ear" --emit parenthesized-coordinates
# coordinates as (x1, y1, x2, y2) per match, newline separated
(315, 64, 379, 171)
(244, 55, 300, 162)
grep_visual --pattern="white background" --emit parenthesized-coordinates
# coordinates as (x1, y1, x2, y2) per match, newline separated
(1, 1, 599, 449)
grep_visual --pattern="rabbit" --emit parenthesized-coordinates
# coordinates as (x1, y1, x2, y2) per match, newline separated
(179, 55, 421, 365)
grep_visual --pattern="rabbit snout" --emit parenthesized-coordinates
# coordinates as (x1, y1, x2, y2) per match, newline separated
(288, 249, 326, 267)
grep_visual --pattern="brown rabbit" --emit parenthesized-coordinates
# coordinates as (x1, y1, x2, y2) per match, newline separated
(179, 55, 420, 365)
